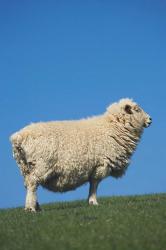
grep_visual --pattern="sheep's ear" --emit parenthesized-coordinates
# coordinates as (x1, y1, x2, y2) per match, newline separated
(124, 104, 132, 114)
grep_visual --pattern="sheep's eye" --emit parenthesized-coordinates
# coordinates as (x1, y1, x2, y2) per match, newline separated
(135, 107, 141, 112)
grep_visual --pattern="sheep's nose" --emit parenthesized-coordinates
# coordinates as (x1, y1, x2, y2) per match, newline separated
(148, 117, 152, 125)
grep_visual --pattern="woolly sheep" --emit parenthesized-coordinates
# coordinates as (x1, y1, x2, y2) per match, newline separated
(10, 98, 152, 212)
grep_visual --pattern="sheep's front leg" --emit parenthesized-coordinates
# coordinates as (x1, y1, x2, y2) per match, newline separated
(25, 178, 41, 212)
(88, 179, 99, 205)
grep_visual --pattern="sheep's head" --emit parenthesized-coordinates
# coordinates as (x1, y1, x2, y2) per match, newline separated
(107, 98, 152, 131)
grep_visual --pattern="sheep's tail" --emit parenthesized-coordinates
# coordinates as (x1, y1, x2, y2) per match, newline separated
(10, 132, 30, 176)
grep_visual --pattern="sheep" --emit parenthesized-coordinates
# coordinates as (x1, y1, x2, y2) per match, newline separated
(10, 98, 152, 212)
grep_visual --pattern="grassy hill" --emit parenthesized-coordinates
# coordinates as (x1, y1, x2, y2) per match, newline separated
(0, 194, 166, 250)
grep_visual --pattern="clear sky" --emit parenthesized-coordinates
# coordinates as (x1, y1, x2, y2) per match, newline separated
(0, 0, 166, 208)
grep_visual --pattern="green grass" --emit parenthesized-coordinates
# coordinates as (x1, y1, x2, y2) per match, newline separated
(0, 194, 166, 250)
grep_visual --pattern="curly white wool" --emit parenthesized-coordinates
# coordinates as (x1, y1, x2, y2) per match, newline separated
(10, 98, 151, 211)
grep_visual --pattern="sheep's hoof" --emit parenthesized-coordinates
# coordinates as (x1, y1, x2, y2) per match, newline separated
(88, 199, 99, 206)
(24, 207, 38, 213)
(25, 202, 41, 212)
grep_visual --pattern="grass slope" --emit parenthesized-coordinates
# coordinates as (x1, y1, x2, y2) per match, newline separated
(0, 194, 166, 250)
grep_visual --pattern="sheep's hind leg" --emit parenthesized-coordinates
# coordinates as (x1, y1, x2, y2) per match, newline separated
(24, 176, 41, 212)
(88, 179, 99, 205)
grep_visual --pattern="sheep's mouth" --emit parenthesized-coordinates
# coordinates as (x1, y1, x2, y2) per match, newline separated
(144, 121, 152, 128)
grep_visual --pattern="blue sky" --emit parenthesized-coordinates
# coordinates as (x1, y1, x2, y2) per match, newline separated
(0, 0, 166, 208)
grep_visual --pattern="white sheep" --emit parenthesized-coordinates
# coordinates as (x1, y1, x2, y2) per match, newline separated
(10, 98, 152, 212)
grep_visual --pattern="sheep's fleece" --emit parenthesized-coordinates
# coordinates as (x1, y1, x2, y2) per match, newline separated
(10, 98, 152, 211)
